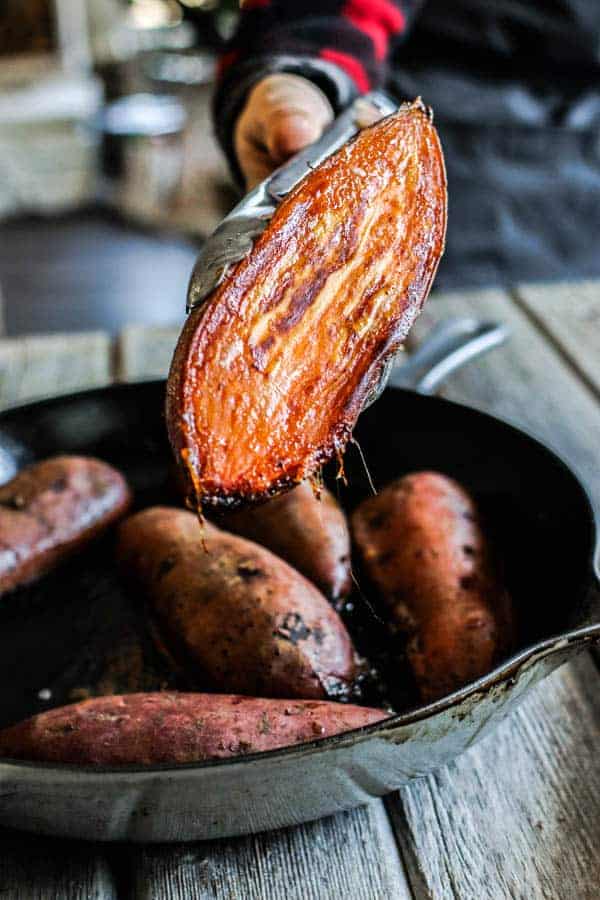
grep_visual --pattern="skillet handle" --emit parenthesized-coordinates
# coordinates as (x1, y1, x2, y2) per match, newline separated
(389, 318, 510, 395)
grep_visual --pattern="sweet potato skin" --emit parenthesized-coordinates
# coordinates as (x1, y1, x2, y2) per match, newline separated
(221, 483, 352, 603)
(0, 692, 388, 766)
(117, 507, 358, 700)
(351, 472, 515, 702)
(0, 455, 132, 596)
(167, 100, 447, 508)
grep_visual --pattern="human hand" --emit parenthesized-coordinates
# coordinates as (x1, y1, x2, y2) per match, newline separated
(234, 73, 334, 189)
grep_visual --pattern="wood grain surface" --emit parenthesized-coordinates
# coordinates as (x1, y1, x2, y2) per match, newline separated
(391, 653, 600, 900)
(0, 828, 117, 900)
(0, 282, 599, 899)
(129, 804, 411, 900)
(408, 288, 600, 507)
(391, 286, 600, 899)
(116, 325, 179, 382)
(514, 281, 600, 399)
(0, 331, 111, 407)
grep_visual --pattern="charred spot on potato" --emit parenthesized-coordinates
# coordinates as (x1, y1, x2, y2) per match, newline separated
(311, 626, 325, 646)
(460, 575, 478, 591)
(274, 612, 312, 645)
(236, 741, 253, 754)
(48, 722, 76, 735)
(258, 711, 271, 735)
(367, 514, 386, 530)
(376, 550, 395, 566)
(237, 561, 263, 579)
(0, 494, 26, 510)
(157, 556, 177, 580)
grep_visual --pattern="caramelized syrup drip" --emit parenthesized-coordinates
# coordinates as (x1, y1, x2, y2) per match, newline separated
(181, 448, 209, 551)
(308, 470, 323, 501)
(335, 447, 348, 487)
(350, 437, 377, 496)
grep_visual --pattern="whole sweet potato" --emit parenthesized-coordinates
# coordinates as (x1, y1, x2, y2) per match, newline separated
(117, 507, 358, 700)
(167, 100, 446, 508)
(352, 472, 515, 702)
(0, 692, 388, 766)
(0, 455, 131, 596)
(221, 483, 352, 603)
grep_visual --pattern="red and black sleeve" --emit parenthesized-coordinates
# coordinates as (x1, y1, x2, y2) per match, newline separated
(213, 0, 423, 185)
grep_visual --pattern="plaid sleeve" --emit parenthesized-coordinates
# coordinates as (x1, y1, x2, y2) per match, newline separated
(213, 0, 422, 184)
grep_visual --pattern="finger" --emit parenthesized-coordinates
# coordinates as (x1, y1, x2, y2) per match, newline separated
(266, 111, 326, 163)
(353, 98, 387, 129)
(234, 74, 333, 188)
(250, 75, 332, 154)
(234, 129, 274, 190)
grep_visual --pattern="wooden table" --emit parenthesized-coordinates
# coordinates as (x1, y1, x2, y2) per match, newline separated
(0, 282, 599, 899)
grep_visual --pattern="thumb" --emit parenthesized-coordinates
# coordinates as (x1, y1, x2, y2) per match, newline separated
(267, 111, 325, 163)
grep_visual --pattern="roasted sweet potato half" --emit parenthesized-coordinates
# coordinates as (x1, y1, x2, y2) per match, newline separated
(167, 100, 447, 508)
(117, 507, 358, 700)
(0, 455, 131, 596)
(220, 482, 352, 603)
(352, 472, 515, 702)
(0, 692, 388, 766)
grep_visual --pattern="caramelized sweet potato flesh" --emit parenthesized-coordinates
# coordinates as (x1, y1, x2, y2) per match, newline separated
(167, 101, 447, 507)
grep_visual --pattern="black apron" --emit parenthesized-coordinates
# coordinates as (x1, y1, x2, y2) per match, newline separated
(390, 0, 600, 288)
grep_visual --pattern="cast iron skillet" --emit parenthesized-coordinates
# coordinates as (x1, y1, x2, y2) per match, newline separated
(0, 321, 597, 842)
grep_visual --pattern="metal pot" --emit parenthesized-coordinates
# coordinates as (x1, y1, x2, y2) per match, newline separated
(0, 320, 597, 841)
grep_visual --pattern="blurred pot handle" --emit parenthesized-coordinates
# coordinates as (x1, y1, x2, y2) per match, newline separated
(390, 318, 510, 395)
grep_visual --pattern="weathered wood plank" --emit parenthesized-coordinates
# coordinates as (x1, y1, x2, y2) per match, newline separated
(0, 331, 117, 899)
(121, 292, 600, 899)
(0, 828, 117, 900)
(408, 288, 600, 507)
(131, 802, 412, 900)
(119, 325, 412, 900)
(0, 282, 6, 336)
(0, 331, 111, 409)
(514, 281, 600, 399)
(116, 324, 179, 382)
(391, 653, 600, 900)
(514, 283, 600, 674)
(2, 284, 596, 900)
(391, 287, 600, 899)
